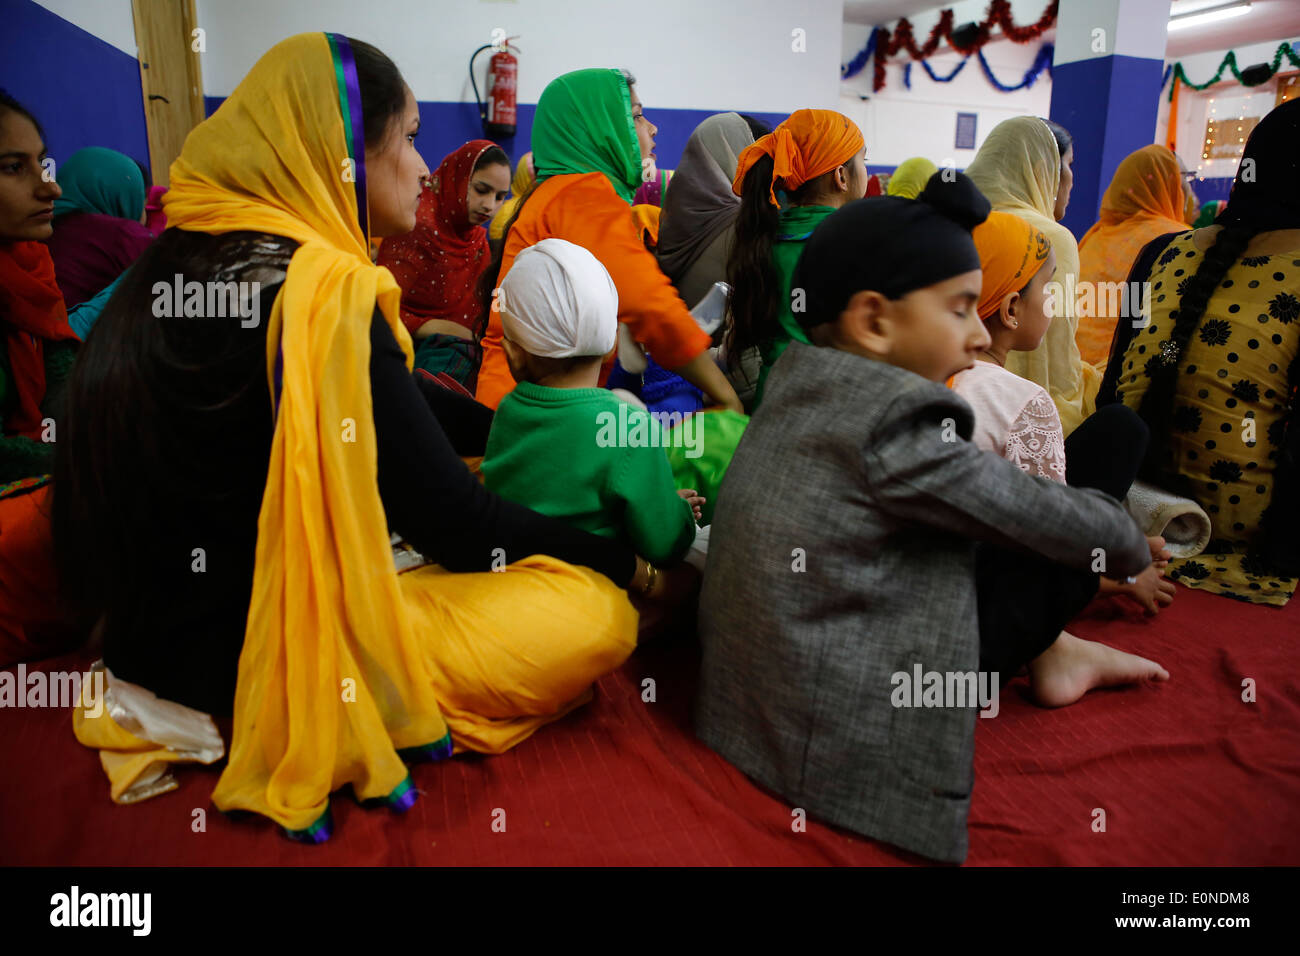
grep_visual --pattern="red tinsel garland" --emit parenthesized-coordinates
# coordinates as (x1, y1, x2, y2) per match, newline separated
(873, 0, 1058, 92)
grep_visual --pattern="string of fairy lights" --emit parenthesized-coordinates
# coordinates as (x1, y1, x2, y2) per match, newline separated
(1193, 76, 1290, 180)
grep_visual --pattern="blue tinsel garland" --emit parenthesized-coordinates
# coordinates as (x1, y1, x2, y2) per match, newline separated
(847, 32, 1054, 93)
(842, 27, 879, 79)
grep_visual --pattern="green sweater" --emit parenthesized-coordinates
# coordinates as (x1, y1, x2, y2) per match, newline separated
(754, 204, 837, 408)
(481, 381, 697, 565)
(0, 337, 77, 484)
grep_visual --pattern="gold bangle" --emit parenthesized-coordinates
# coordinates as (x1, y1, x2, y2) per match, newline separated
(640, 561, 658, 597)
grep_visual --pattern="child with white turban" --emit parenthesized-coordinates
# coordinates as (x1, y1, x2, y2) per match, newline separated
(480, 238, 701, 567)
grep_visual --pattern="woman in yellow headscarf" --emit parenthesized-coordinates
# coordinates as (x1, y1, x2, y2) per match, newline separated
(1076, 145, 1190, 365)
(886, 156, 938, 199)
(489, 151, 534, 241)
(55, 34, 643, 841)
(966, 116, 1098, 434)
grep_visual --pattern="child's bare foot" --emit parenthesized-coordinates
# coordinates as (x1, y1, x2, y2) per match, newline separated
(1028, 631, 1169, 708)
(1147, 535, 1171, 569)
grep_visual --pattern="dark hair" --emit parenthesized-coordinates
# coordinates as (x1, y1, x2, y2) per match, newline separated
(51, 230, 297, 625)
(738, 114, 773, 139)
(1039, 118, 1072, 159)
(0, 89, 46, 145)
(133, 157, 152, 189)
(723, 153, 826, 358)
(473, 144, 510, 172)
(475, 174, 543, 339)
(352, 38, 407, 151)
(521, 352, 602, 380)
(50, 40, 408, 622)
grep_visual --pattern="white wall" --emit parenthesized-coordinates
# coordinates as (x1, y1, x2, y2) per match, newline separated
(32, 0, 136, 55)
(191, 0, 843, 113)
(1156, 37, 1300, 180)
(840, 0, 1054, 168)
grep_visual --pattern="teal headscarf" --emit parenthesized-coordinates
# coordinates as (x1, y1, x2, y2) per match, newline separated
(532, 69, 643, 203)
(53, 147, 146, 221)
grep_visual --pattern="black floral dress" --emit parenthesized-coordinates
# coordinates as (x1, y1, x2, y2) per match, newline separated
(1112, 232, 1300, 605)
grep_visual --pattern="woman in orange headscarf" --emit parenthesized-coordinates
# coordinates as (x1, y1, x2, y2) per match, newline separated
(1076, 145, 1190, 365)
(723, 108, 867, 408)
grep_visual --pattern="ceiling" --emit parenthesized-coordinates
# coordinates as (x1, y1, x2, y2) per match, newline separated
(843, 0, 1300, 59)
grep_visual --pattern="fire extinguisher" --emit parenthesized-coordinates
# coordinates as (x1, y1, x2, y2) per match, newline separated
(470, 38, 519, 140)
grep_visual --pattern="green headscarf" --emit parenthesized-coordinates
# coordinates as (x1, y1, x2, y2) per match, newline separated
(52, 147, 146, 221)
(1192, 199, 1224, 229)
(532, 69, 642, 203)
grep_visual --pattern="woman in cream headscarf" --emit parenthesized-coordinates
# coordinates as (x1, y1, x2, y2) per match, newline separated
(966, 116, 1098, 434)
(55, 33, 645, 841)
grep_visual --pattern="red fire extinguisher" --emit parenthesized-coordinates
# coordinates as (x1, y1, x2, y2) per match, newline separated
(471, 38, 519, 140)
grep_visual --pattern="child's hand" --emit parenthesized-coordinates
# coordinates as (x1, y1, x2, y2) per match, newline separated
(677, 488, 705, 522)
(1118, 563, 1177, 614)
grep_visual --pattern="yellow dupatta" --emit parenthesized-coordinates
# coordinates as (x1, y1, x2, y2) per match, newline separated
(966, 116, 1099, 434)
(886, 157, 938, 199)
(162, 33, 450, 837)
(489, 151, 535, 240)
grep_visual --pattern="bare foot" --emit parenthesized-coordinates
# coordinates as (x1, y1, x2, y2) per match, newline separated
(1028, 631, 1169, 708)
(1146, 535, 1171, 569)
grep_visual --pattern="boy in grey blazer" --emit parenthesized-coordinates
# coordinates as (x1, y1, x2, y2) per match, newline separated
(695, 174, 1155, 863)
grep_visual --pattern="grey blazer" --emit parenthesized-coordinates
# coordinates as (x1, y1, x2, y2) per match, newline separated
(695, 341, 1149, 863)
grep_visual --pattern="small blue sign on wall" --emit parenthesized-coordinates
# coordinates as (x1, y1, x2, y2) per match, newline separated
(955, 112, 977, 150)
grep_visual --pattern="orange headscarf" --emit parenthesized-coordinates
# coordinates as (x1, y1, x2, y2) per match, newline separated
(972, 210, 1053, 322)
(1077, 145, 1189, 363)
(731, 109, 864, 207)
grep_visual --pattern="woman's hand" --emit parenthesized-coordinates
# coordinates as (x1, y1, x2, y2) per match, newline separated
(670, 352, 743, 414)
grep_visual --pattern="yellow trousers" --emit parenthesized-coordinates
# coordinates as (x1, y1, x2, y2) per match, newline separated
(401, 554, 638, 754)
(75, 554, 638, 805)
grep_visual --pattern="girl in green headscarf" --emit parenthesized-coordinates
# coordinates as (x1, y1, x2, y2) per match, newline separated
(46, 147, 154, 308)
(475, 68, 740, 413)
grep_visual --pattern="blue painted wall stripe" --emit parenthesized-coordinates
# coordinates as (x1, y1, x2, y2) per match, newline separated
(4, 0, 149, 175)
(207, 96, 787, 175)
(1050, 53, 1165, 240)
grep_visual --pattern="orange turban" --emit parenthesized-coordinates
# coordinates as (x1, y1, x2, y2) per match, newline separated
(972, 210, 1053, 321)
(731, 109, 864, 207)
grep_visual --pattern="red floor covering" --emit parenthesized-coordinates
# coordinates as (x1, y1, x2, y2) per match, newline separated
(1, 581, 1297, 866)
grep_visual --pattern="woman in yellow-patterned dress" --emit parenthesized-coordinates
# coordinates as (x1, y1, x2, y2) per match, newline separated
(1101, 99, 1300, 606)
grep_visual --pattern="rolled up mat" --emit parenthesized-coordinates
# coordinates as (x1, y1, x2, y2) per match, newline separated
(1123, 479, 1212, 558)
(664, 409, 749, 527)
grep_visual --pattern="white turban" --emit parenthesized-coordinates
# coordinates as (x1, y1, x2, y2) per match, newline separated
(499, 238, 619, 359)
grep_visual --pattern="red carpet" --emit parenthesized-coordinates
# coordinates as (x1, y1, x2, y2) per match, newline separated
(1, 582, 1297, 866)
